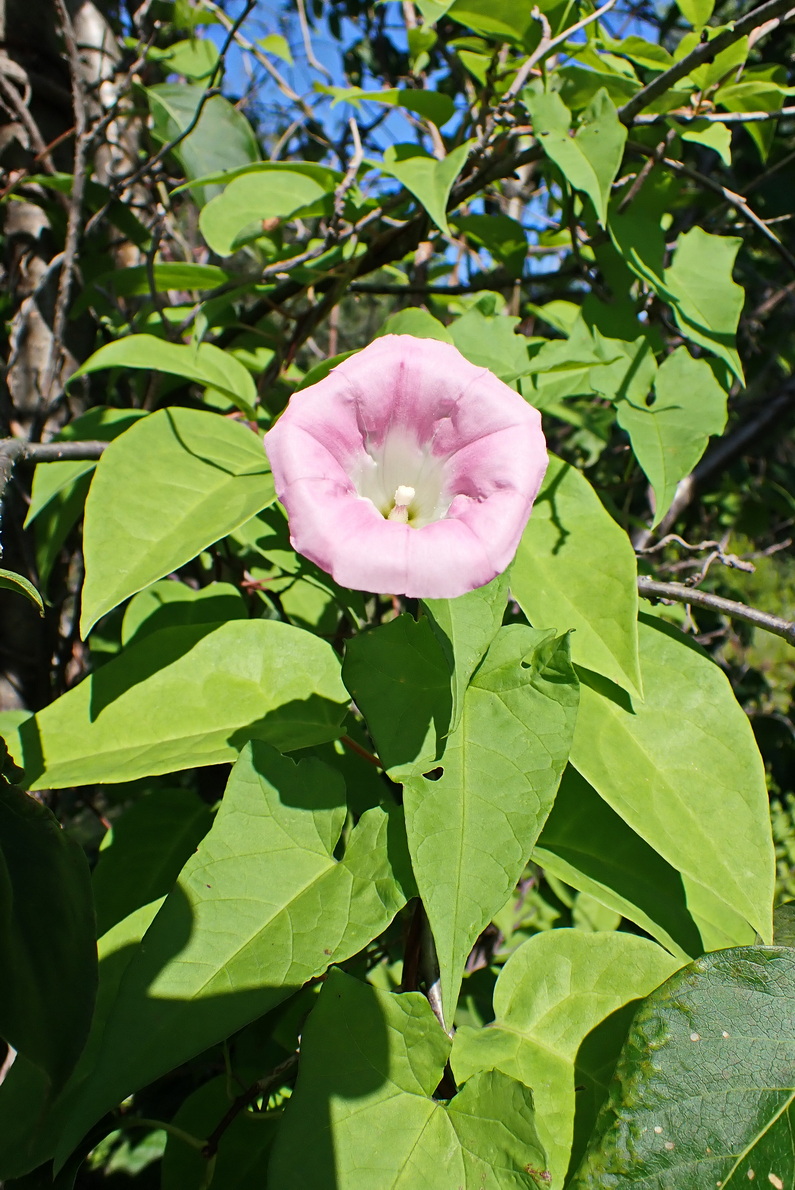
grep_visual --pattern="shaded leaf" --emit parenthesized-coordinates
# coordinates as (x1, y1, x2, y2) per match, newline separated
(120, 579, 247, 646)
(14, 620, 349, 789)
(54, 743, 414, 1165)
(570, 948, 795, 1189)
(0, 569, 43, 616)
(453, 930, 680, 1187)
(534, 767, 704, 960)
(199, 170, 329, 256)
(91, 788, 214, 937)
(70, 336, 257, 419)
(0, 784, 96, 1091)
(268, 969, 549, 1189)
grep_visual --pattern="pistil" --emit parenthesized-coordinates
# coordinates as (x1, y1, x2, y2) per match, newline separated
(387, 484, 416, 524)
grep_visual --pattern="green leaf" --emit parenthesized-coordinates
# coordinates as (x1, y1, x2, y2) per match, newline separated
(54, 743, 413, 1166)
(79, 408, 273, 636)
(676, 0, 714, 28)
(511, 454, 642, 698)
(199, 169, 329, 256)
(14, 619, 349, 789)
(716, 73, 789, 160)
(380, 140, 473, 236)
(447, 0, 545, 45)
(75, 261, 231, 314)
(91, 788, 214, 937)
(423, 569, 511, 732)
(0, 784, 96, 1091)
(146, 84, 260, 205)
(571, 615, 775, 943)
(0, 569, 43, 615)
(609, 35, 673, 71)
(679, 118, 732, 165)
(453, 930, 680, 1188)
(528, 88, 627, 227)
(25, 408, 147, 527)
(448, 309, 532, 382)
(322, 84, 455, 127)
(160, 36, 219, 78)
(70, 335, 257, 419)
(120, 579, 247, 646)
(663, 226, 745, 383)
(416, 0, 455, 22)
(454, 213, 529, 278)
(376, 307, 454, 342)
(617, 347, 728, 526)
(268, 968, 549, 1188)
(0, 899, 161, 1181)
(258, 32, 293, 64)
(534, 767, 704, 961)
(570, 948, 795, 1189)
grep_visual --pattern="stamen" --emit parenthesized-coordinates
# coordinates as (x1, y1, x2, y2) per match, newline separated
(387, 484, 416, 523)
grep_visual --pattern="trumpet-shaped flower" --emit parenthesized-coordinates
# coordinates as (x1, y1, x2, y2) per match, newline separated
(264, 334, 548, 599)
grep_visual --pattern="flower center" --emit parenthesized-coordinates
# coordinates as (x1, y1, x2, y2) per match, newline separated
(386, 485, 416, 524)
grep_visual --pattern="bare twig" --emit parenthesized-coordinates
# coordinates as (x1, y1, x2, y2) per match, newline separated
(635, 105, 795, 125)
(0, 73, 58, 174)
(504, 0, 619, 102)
(202, 1053, 298, 1159)
(42, 0, 91, 414)
(618, 128, 676, 214)
(637, 577, 795, 647)
(331, 118, 363, 231)
(618, 0, 795, 124)
(295, 0, 332, 79)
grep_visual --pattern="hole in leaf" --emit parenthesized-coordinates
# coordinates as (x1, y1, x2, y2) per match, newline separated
(645, 392, 656, 407)
(423, 766, 444, 781)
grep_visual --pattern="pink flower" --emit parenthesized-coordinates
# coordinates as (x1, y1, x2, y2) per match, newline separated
(264, 335, 548, 599)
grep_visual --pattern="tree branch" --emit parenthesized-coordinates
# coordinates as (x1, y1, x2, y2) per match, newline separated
(618, 0, 795, 124)
(635, 105, 795, 125)
(637, 576, 795, 646)
(0, 439, 107, 507)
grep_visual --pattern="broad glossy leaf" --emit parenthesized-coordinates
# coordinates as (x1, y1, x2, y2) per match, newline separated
(663, 226, 745, 382)
(405, 626, 579, 1023)
(199, 170, 329, 256)
(161, 36, 219, 78)
(26, 408, 146, 526)
(680, 118, 732, 164)
(120, 579, 246, 646)
(25, 408, 148, 591)
(0, 784, 96, 1091)
(447, 0, 545, 44)
(14, 620, 348, 789)
(79, 408, 273, 636)
(380, 140, 472, 236)
(617, 347, 727, 526)
(76, 262, 231, 313)
(0, 569, 43, 615)
(71, 336, 257, 419)
(528, 89, 626, 226)
(91, 788, 214, 937)
(571, 615, 775, 943)
(268, 969, 548, 1189)
(453, 930, 680, 1188)
(324, 84, 455, 127)
(570, 948, 795, 1188)
(55, 743, 414, 1165)
(376, 307, 453, 342)
(716, 75, 789, 160)
(448, 309, 532, 382)
(147, 84, 259, 204)
(512, 454, 642, 698)
(423, 569, 511, 732)
(534, 767, 703, 960)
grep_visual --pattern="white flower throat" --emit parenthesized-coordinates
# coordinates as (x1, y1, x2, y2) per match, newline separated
(353, 429, 452, 528)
